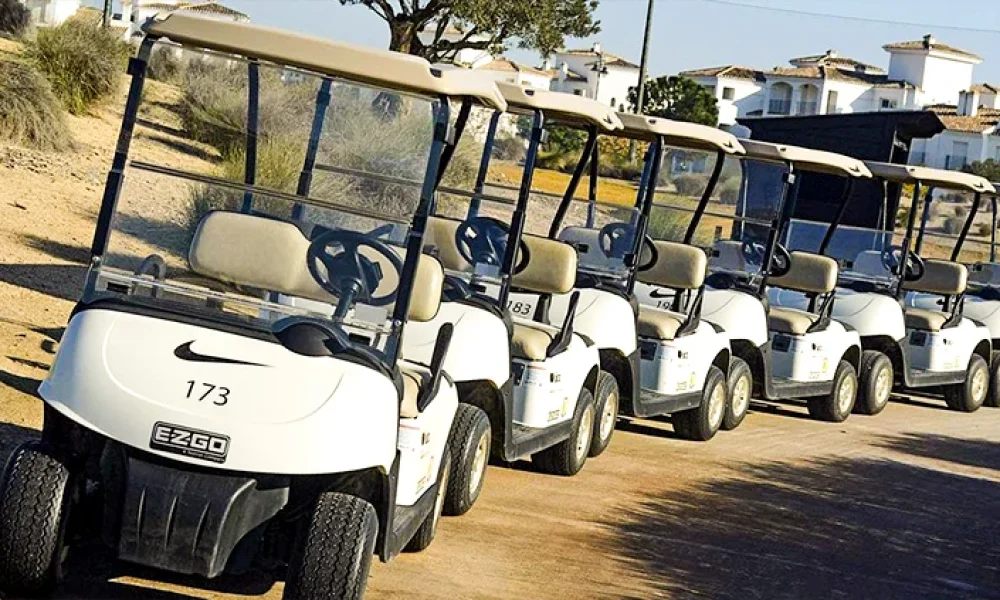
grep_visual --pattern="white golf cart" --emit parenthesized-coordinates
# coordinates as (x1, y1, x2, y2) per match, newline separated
(401, 84, 609, 489)
(646, 140, 865, 422)
(0, 14, 507, 599)
(865, 164, 996, 411)
(961, 182, 1000, 406)
(519, 113, 746, 442)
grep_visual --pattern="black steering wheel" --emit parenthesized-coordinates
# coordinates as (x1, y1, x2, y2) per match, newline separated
(307, 230, 403, 314)
(742, 241, 792, 277)
(881, 245, 926, 282)
(455, 216, 530, 273)
(598, 222, 635, 259)
(636, 235, 659, 271)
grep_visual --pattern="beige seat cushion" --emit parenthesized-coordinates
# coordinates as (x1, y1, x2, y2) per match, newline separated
(511, 320, 560, 361)
(903, 259, 968, 296)
(399, 367, 426, 419)
(769, 251, 838, 295)
(637, 306, 685, 340)
(905, 308, 948, 332)
(638, 240, 708, 290)
(769, 306, 819, 335)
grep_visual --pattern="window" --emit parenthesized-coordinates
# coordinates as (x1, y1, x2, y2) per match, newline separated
(722, 87, 735, 100)
(880, 98, 897, 110)
(826, 90, 839, 114)
(573, 89, 584, 96)
(610, 97, 616, 108)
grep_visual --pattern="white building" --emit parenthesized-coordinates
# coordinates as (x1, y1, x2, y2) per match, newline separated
(910, 93, 1000, 170)
(417, 23, 493, 69)
(21, 0, 81, 26)
(549, 43, 640, 112)
(472, 57, 554, 90)
(118, 1, 249, 38)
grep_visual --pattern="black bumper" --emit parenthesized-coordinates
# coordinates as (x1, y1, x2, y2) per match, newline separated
(117, 455, 288, 578)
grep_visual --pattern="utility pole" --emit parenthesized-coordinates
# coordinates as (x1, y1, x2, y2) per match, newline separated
(102, 0, 112, 28)
(629, 0, 656, 162)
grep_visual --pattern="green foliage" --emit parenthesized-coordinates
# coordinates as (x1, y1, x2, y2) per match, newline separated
(338, 0, 600, 62)
(24, 21, 131, 115)
(147, 47, 185, 84)
(492, 136, 526, 162)
(964, 158, 1000, 183)
(628, 76, 719, 126)
(895, 205, 910, 229)
(545, 125, 587, 154)
(0, 0, 30, 38)
(717, 176, 741, 205)
(943, 216, 964, 235)
(672, 173, 710, 197)
(0, 59, 71, 150)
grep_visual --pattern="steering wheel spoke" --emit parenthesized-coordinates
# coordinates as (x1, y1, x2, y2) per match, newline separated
(307, 229, 403, 309)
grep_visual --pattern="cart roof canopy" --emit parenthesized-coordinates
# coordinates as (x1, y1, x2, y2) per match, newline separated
(865, 162, 995, 193)
(496, 83, 622, 132)
(143, 13, 507, 110)
(616, 113, 745, 154)
(741, 139, 872, 178)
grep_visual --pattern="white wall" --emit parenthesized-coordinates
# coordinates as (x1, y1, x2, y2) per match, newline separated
(552, 53, 638, 109)
(691, 76, 763, 124)
(888, 51, 975, 106)
(910, 130, 989, 169)
(25, 0, 81, 26)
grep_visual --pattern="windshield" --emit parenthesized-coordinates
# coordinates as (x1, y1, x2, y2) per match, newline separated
(913, 189, 992, 265)
(93, 41, 442, 350)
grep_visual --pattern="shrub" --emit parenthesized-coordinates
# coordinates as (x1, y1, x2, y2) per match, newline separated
(147, 47, 184, 84)
(0, 0, 29, 38)
(24, 21, 131, 115)
(492, 136, 525, 162)
(598, 160, 644, 181)
(943, 216, 964, 235)
(954, 205, 969, 218)
(672, 173, 710, 197)
(0, 59, 71, 150)
(717, 176, 741, 205)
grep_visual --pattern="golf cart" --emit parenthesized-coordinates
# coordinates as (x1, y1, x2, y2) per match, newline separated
(401, 83, 609, 489)
(0, 14, 507, 599)
(640, 140, 865, 422)
(864, 164, 996, 411)
(961, 182, 1000, 406)
(506, 112, 745, 442)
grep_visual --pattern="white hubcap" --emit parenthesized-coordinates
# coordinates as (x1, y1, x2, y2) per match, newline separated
(838, 376, 856, 414)
(599, 392, 618, 442)
(732, 375, 750, 417)
(708, 382, 726, 428)
(874, 365, 891, 406)
(469, 431, 489, 497)
(972, 368, 988, 402)
(576, 406, 594, 461)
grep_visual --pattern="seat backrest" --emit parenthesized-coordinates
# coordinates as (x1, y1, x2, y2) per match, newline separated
(513, 234, 578, 294)
(409, 254, 445, 322)
(903, 259, 968, 296)
(638, 240, 707, 290)
(970, 262, 1000, 286)
(769, 251, 838, 295)
(424, 216, 468, 273)
(709, 240, 747, 273)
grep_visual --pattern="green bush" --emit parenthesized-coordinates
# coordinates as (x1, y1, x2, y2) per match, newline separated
(943, 216, 964, 235)
(0, 59, 71, 150)
(147, 47, 184, 84)
(24, 21, 131, 115)
(492, 136, 525, 162)
(717, 176, 741, 205)
(0, 0, 30, 38)
(672, 173, 710, 197)
(598, 160, 644, 181)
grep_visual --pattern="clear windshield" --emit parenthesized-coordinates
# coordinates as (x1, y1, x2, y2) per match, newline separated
(785, 219, 902, 285)
(95, 41, 440, 348)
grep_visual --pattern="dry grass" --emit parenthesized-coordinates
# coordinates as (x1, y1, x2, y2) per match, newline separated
(0, 58, 71, 151)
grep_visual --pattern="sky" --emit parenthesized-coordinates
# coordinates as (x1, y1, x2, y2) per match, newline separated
(93, 0, 1000, 83)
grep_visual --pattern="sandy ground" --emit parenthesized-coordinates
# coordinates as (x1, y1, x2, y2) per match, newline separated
(0, 73, 999, 600)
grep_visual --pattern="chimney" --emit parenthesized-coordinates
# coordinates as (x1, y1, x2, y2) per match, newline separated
(592, 42, 602, 54)
(958, 90, 980, 116)
(827, 49, 838, 58)
(923, 34, 936, 49)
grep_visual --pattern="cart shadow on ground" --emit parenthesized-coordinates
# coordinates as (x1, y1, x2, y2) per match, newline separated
(608, 439, 1000, 600)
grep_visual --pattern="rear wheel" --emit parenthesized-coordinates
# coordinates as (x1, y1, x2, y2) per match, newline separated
(807, 360, 857, 422)
(406, 447, 451, 553)
(985, 351, 1000, 408)
(533, 387, 595, 476)
(722, 358, 751, 431)
(284, 493, 377, 600)
(944, 354, 988, 413)
(674, 366, 726, 441)
(588, 371, 619, 457)
(855, 350, 893, 416)
(443, 405, 490, 517)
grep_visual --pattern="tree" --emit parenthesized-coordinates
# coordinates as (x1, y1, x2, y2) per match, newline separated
(336, 0, 600, 63)
(0, 0, 30, 38)
(628, 76, 719, 126)
(964, 159, 1000, 183)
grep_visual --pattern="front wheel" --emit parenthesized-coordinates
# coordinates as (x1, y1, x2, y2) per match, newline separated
(284, 493, 378, 600)
(807, 360, 857, 422)
(944, 354, 988, 413)
(443, 405, 491, 517)
(588, 371, 619, 457)
(0, 441, 73, 598)
(855, 350, 893, 416)
(533, 387, 595, 476)
(674, 366, 727, 441)
(722, 358, 752, 431)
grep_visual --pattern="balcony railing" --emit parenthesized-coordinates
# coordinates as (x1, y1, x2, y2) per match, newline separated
(796, 101, 818, 115)
(768, 99, 791, 115)
(945, 155, 968, 170)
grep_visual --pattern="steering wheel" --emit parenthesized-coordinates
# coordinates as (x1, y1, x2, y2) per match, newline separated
(455, 216, 530, 273)
(636, 235, 659, 271)
(306, 230, 403, 311)
(598, 222, 635, 259)
(881, 245, 926, 282)
(741, 241, 791, 277)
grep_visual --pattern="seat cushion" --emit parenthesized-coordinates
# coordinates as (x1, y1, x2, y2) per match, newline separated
(511, 320, 559, 361)
(637, 306, 685, 340)
(399, 367, 426, 419)
(905, 308, 948, 332)
(769, 307, 819, 336)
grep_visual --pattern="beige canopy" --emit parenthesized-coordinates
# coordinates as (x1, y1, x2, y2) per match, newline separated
(143, 13, 507, 110)
(497, 83, 623, 132)
(741, 139, 872, 178)
(616, 113, 745, 155)
(866, 162, 995, 194)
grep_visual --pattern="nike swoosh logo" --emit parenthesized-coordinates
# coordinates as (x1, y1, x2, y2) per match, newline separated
(174, 341, 268, 367)
(649, 289, 674, 299)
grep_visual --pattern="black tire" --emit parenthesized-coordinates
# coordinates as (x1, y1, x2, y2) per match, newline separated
(0, 441, 73, 598)
(855, 350, 893, 416)
(284, 493, 378, 600)
(674, 366, 727, 441)
(944, 354, 989, 413)
(533, 387, 595, 476)
(443, 405, 490, 517)
(985, 351, 1000, 408)
(588, 371, 619, 457)
(722, 358, 752, 431)
(807, 360, 858, 423)
(406, 447, 451, 552)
